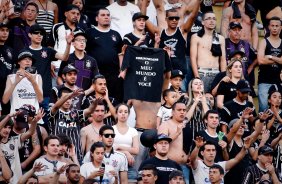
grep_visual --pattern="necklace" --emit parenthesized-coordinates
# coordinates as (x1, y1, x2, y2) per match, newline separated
(91, 124, 99, 134)
(38, 0, 49, 19)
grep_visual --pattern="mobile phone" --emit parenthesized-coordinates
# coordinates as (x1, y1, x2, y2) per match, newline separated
(25, 67, 36, 74)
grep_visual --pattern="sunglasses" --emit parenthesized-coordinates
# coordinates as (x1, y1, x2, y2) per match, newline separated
(168, 16, 180, 21)
(103, 134, 116, 138)
(32, 31, 44, 35)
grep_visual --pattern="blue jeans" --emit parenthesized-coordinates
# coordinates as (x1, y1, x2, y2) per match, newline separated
(258, 83, 272, 112)
(180, 164, 190, 184)
(181, 56, 194, 92)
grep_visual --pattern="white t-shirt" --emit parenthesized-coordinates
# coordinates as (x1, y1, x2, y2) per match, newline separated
(80, 162, 115, 183)
(33, 157, 66, 176)
(107, 2, 140, 38)
(192, 160, 226, 184)
(0, 135, 23, 184)
(157, 105, 172, 123)
(113, 125, 138, 148)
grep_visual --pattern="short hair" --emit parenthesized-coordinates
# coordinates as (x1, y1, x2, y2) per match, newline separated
(202, 11, 215, 20)
(92, 74, 106, 84)
(171, 101, 185, 110)
(204, 110, 219, 120)
(43, 135, 60, 147)
(166, 8, 178, 17)
(66, 163, 79, 173)
(269, 16, 282, 25)
(141, 164, 158, 176)
(58, 87, 73, 98)
(210, 164, 224, 175)
(115, 103, 130, 114)
(24, 2, 39, 13)
(162, 89, 174, 100)
(82, 179, 98, 184)
(26, 174, 38, 183)
(201, 141, 217, 152)
(91, 99, 106, 112)
(99, 125, 114, 136)
(57, 134, 72, 147)
(96, 8, 109, 17)
(90, 141, 105, 153)
(0, 115, 13, 127)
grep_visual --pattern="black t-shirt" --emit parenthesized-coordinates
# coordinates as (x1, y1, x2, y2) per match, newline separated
(197, 130, 227, 162)
(58, 53, 99, 90)
(0, 45, 14, 100)
(258, 38, 282, 84)
(85, 27, 122, 75)
(159, 28, 187, 74)
(121, 46, 171, 102)
(220, 100, 256, 127)
(123, 32, 154, 48)
(28, 47, 57, 97)
(139, 156, 182, 184)
(217, 81, 237, 104)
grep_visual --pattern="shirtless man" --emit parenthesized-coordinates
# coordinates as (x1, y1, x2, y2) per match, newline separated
(221, 0, 258, 49)
(80, 100, 105, 155)
(190, 11, 226, 92)
(158, 101, 190, 184)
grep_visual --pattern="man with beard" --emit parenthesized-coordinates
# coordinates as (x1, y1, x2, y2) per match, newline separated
(158, 102, 192, 184)
(53, 164, 80, 184)
(80, 100, 106, 156)
(139, 134, 182, 184)
(221, 0, 258, 50)
(190, 11, 226, 92)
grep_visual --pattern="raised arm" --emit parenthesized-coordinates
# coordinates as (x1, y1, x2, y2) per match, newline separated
(55, 32, 74, 61)
(2, 73, 24, 104)
(153, 0, 167, 29)
(190, 136, 205, 170)
(220, 8, 231, 38)
(18, 162, 44, 184)
(190, 34, 199, 78)
(0, 148, 12, 183)
(251, 23, 258, 50)
(25, 72, 43, 103)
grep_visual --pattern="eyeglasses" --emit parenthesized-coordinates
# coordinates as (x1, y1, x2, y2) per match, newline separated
(204, 17, 216, 21)
(74, 38, 87, 43)
(103, 134, 116, 138)
(32, 31, 44, 36)
(167, 16, 180, 21)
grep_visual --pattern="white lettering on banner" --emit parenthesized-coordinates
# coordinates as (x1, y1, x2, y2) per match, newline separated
(58, 121, 77, 128)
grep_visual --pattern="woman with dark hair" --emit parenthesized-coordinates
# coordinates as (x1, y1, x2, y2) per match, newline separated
(79, 142, 117, 184)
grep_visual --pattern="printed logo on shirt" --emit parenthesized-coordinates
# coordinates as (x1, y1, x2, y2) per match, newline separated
(112, 35, 117, 42)
(156, 167, 178, 172)
(58, 120, 77, 128)
(6, 49, 12, 60)
(112, 159, 118, 167)
(164, 39, 178, 58)
(204, 177, 224, 183)
(17, 89, 36, 99)
(86, 60, 91, 68)
(0, 55, 12, 70)
(9, 144, 14, 150)
(41, 50, 48, 58)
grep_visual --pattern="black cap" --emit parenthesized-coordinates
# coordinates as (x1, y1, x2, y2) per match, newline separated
(228, 50, 245, 60)
(17, 50, 35, 62)
(29, 24, 46, 35)
(16, 104, 36, 117)
(132, 12, 149, 21)
(73, 30, 87, 39)
(0, 22, 9, 28)
(65, 4, 80, 12)
(170, 70, 184, 79)
(229, 22, 242, 29)
(258, 145, 274, 155)
(236, 80, 251, 93)
(62, 64, 78, 74)
(169, 170, 184, 180)
(15, 110, 29, 127)
(154, 134, 172, 144)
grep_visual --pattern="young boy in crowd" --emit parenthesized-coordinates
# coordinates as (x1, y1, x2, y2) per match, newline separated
(156, 89, 177, 128)
(169, 70, 187, 102)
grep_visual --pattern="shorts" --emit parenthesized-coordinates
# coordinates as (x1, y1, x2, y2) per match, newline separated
(128, 166, 138, 182)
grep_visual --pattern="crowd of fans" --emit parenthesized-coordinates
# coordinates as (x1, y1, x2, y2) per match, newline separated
(1, 0, 282, 184)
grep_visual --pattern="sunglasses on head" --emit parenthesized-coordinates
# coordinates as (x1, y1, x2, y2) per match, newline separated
(168, 16, 180, 21)
(103, 134, 115, 138)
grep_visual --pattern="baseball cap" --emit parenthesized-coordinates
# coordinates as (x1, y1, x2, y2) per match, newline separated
(62, 64, 78, 74)
(29, 24, 46, 35)
(229, 22, 242, 29)
(228, 50, 245, 60)
(169, 170, 184, 180)
(170, 70, 184, 79)
(258, 145, 274, 155)
(0, 22, 9, 29)
(132, 12, 149, 21)
(65, 4, 80, 12)
(16, 104, 36, 117)
(73, 30, 87, 39)
(154, 134, 172, 144)
(17, 50, 35, 62)
(236, 80, 251, 93)
(15, 110, 29, 127)
(228, 118, 240, 129)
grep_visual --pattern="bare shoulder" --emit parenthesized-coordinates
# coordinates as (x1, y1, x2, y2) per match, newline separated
(218, 34, 225, 42)
(222, 7, 232, 16)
